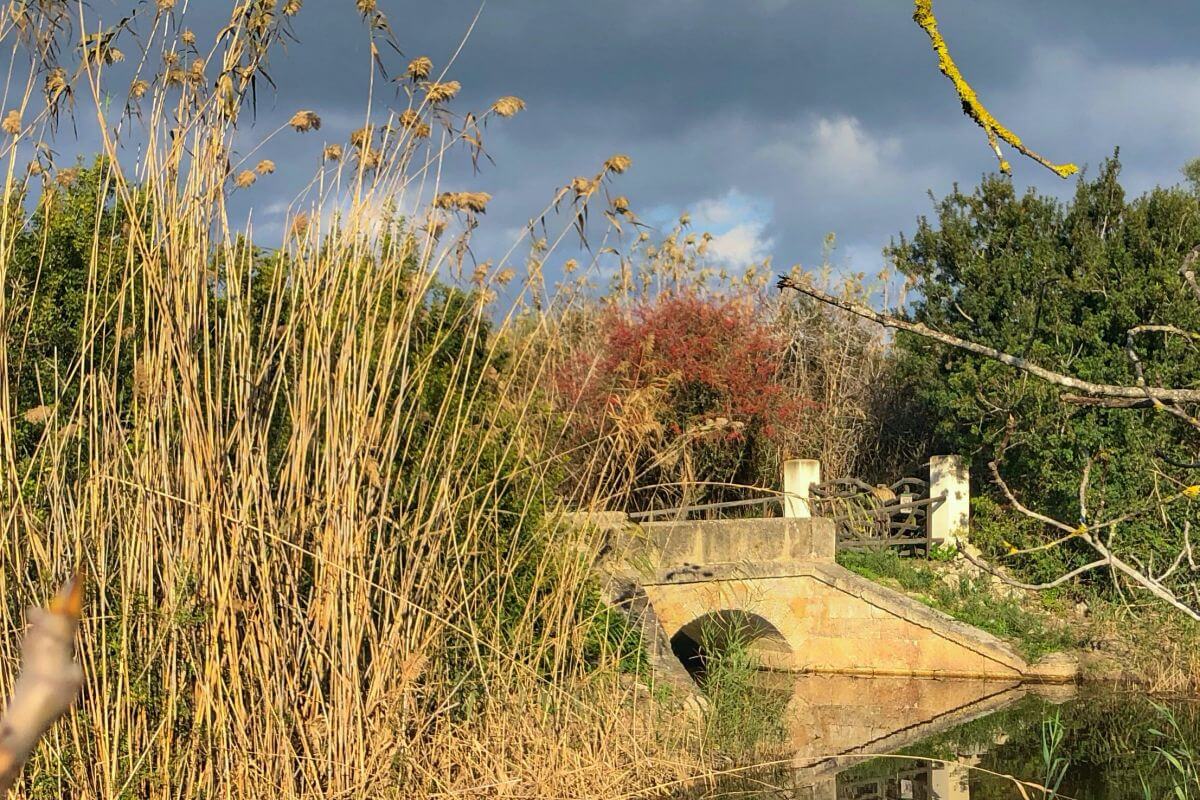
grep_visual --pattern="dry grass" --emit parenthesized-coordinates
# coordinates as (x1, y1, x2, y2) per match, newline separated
(0, 3, 715, 797)
(1083, 604, 1200, 696)
(773, 266, 896, 481)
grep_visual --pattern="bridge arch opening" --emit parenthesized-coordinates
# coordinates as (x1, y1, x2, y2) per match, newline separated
(669, 610, 790, 683)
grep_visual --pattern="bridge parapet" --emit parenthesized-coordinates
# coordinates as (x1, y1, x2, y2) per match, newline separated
(616, 517, 835, 581)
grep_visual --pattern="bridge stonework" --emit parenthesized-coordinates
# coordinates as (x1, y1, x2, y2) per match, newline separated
(600, 517, 1074, 683)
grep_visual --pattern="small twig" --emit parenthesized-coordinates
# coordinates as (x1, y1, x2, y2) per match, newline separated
(1078, 456, 1092, 525)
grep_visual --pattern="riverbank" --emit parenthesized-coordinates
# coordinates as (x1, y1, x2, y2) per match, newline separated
(837, 547, 1200, 695)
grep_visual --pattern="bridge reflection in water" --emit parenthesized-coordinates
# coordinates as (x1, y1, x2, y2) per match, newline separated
(755, 674, 1074, 799)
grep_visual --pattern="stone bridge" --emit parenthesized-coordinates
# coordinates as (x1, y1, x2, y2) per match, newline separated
(598, 517, 1074, 683)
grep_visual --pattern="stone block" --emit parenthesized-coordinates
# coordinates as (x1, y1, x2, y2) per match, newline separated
(930, 454, 969, 547)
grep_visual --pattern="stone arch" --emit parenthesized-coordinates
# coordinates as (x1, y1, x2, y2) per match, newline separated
(669, 609, 790, 682)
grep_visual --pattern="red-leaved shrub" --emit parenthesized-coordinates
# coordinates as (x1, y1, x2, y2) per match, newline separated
(555, 291, 814, 509)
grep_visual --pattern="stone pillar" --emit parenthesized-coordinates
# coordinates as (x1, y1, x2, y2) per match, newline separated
(929, 454, 969, 548)
(783, 459, 820, 519)
(929, 761, 972, 800)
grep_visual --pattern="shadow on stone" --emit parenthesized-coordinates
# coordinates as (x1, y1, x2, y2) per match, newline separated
(669, 609, 789, 683)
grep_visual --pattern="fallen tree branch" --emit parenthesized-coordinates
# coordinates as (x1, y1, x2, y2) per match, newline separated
(987, 462, 1200, 621)
(952, 468, 1200, 620)
(775, 274, 1200, 620)
(959, 546, 1109, 590)
(0, 572, 85, 795)
(776, 276, 1200, 403)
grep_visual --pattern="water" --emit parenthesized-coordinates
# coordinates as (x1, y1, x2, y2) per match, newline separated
(683, 675, 1200, 799)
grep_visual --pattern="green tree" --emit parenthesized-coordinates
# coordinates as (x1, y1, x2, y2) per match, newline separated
(4, 159, 137, 465)
(887, 154, 1200, 589)
(1183, 157, 1200, 193)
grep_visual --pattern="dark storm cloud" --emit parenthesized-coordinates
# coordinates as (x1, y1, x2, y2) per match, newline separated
(83, 1, 1200, 275)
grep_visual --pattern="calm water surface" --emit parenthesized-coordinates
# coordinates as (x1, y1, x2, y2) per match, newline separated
(682, 675, 1200, 799)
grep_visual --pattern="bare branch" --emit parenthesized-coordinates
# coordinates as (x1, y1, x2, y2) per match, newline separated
(1124, 326, 1200, 430)
(1181, 245, 1200, 305)
(960, 546, 1109, 590)
(987, 461, 1077, 536)
(991, 461, 1197, 538)
(0, 572, 85, 795)
(1158, 451, 1200, 469)
(1128, 324, 1200, 344)
(1155, 522, 1199, 582)
(1062, 395, 1156, 409)
(776, 275, 1200, 403)
(988, 462, 1200, 620)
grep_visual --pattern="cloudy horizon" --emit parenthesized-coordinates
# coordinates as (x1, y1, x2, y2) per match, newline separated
(45, 1, 1200, 279)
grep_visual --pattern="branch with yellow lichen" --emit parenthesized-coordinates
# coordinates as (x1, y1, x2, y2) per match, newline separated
(913, 0, 1078, 179)
(0, 572, 85, 795)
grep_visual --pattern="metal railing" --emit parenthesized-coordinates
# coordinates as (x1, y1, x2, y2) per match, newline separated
(626, 493, 784, 522)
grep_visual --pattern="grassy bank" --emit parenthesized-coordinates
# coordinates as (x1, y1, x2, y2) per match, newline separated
(837, 548, 1200, 692)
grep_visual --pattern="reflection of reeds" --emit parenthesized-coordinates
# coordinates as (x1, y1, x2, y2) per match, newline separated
(1149, 702, 1200, 794)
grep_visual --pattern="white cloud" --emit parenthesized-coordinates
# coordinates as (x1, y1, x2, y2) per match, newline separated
(708, 221, 774, 265)
(758, 114, 902, 189)
(683, 189, 776, 266)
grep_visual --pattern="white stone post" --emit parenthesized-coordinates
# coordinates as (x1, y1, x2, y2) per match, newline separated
(929, 454, 969, 548)
(783, 459, 820, 519)
(929, 761, 973, 800)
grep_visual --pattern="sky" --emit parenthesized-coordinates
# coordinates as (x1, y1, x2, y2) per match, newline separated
(52, 1, 1200, 279)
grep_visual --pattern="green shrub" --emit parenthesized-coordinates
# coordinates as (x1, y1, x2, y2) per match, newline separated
(932, 575, 1077, 660)
(837, 549, 940, 594)
(697, 621, 789, 757)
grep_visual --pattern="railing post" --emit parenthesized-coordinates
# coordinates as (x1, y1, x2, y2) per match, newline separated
(783, 459, 820, 518)
(929, 454, 969, 548)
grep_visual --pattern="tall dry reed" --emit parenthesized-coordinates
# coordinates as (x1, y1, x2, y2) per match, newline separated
(0, 3, 708, 797)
